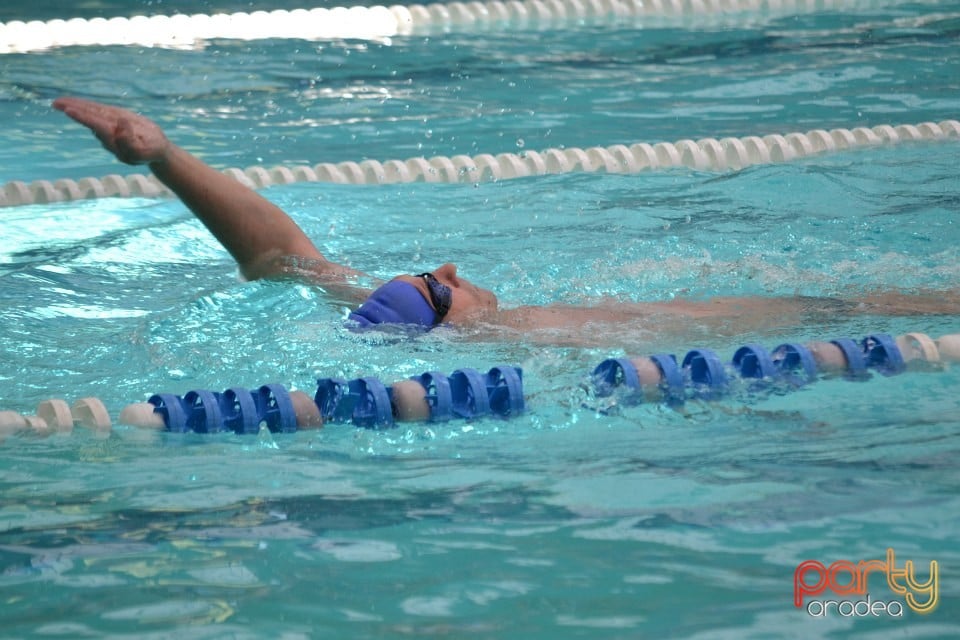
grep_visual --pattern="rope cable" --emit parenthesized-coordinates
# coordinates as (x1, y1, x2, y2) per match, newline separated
(0, 0, 931, 53)
(2, 119, 957, 207)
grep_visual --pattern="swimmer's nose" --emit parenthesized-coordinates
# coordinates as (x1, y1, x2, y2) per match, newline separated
(433, 263, 460, 286)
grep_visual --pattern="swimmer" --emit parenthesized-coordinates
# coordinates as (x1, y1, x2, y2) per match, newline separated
(52, 97, 960, 346)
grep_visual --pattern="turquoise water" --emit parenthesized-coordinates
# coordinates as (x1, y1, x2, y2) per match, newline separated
(2, 1, 959, 637)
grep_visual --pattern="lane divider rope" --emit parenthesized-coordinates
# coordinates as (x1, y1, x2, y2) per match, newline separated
(1, 332, 957, 436)
(3, 119, 957, 208)
(589, 332, 952, 411)
(0, 0, 918, 53)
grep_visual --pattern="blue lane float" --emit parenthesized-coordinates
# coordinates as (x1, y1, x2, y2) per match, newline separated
(316, 365, 525, 430)
(863, 334, 906, 376)
(411, 370, 454, 421)
(148, 383, 298, 434)
(592, 333, 908, 406)
(681, 348, 729, 399)
(769, 343, 818, 386)
(830, 338, 869, 379)
(732, 343, 778, 379)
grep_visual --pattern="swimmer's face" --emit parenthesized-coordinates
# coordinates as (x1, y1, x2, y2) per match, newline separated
(395, 263, 498, 323)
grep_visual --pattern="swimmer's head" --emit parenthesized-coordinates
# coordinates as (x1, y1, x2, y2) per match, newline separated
(348, 273, 451, 329)
(348, 280, 437, 329)
(348, 264, 497, 330)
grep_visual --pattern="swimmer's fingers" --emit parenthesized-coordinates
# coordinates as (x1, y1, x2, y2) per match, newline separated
(54, 97, 128, 157)
(53, 97, 169, 165)
(53, 96, 136, 127)
(53, 96, 108, 116)
(53, 97, 121, 136)
(52, 96, 101, 117)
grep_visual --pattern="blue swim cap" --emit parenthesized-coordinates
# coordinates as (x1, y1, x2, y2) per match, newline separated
(348, 280, 437, 328)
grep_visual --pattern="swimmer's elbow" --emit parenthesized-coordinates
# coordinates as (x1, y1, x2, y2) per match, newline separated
(238, 250, 289, 282)
(238, 250, 354, 287)
(238, 236, 326, 281)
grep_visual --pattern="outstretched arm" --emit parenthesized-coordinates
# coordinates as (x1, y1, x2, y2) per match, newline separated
(53, 97, 366, 290)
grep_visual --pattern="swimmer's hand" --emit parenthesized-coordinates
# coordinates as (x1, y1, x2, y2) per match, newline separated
(53, 97, 171, 166)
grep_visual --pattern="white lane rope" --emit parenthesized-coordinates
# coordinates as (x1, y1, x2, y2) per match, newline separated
(2, 119, 957, 207)
(0, 0, 929, 53)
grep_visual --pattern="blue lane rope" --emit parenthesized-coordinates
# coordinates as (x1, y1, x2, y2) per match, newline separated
(316, 365, 525, 430)
(149, 383, 297, 434)
(144, 364, 526, 433)
(591, 332, 910, 407)
(54, 330, 952, 434)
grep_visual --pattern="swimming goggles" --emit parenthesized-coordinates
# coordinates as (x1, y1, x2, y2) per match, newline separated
(417, 272, 452, 322)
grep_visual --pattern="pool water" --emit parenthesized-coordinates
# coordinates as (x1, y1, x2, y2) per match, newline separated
(1, 0, 959, 637)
